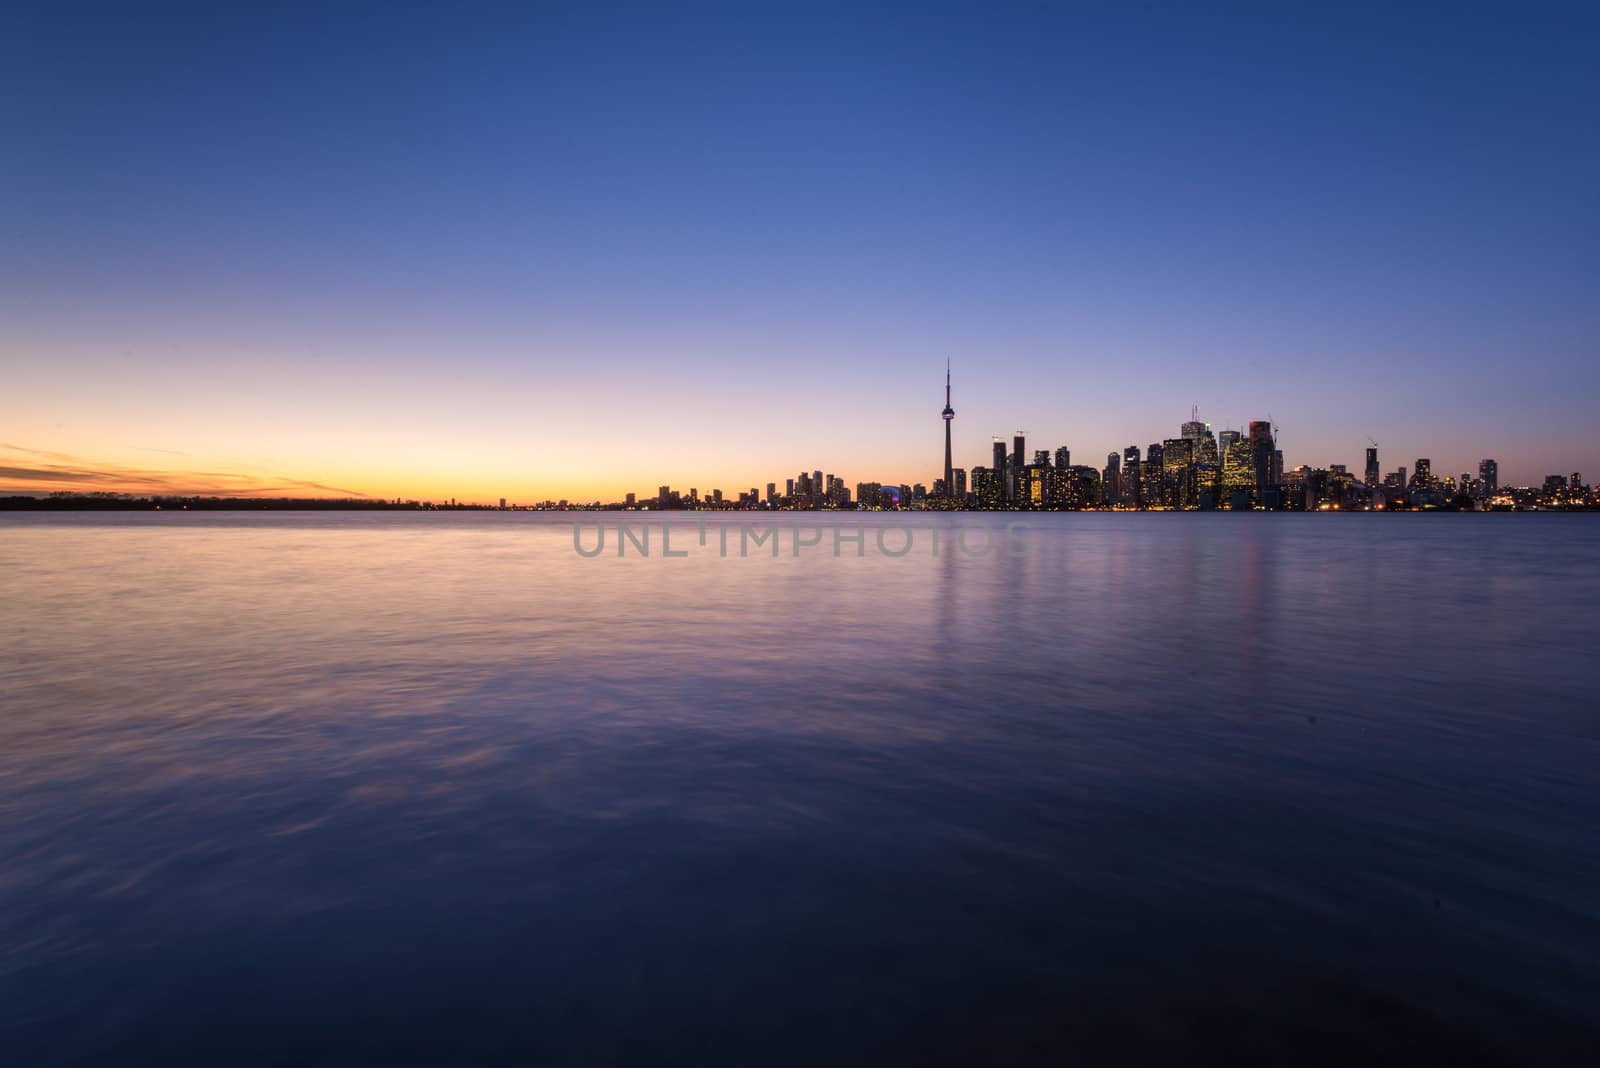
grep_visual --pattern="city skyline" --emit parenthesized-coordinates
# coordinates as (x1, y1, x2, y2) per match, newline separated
(4, 6, 1597, 501)
(6, 364, 1590, 511)
(1, 376, 1590, 507)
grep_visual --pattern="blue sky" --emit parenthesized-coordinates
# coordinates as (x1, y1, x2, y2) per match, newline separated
(3, 2, 1596, 499)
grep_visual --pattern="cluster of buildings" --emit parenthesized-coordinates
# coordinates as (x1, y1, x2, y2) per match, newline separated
(575, 371, 1592, 513)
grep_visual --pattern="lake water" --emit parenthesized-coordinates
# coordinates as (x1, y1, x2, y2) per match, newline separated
(2, 512, 1597, 1065)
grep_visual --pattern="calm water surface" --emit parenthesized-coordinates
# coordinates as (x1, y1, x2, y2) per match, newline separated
(2, 512, 1597, 1065)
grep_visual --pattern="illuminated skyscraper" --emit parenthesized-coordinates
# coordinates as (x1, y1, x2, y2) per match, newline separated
(941, 362, 955, 497)
(1181, 418, 1216, 465)
(1102, 452, 1121, 504)
(1249, 421, 1276, 500)
(1222, 438, 1254, 508)
(1143, 443, 1165, 507)
(1012, 433, 1026, 501)
(1122, 445, 1141, 508)
(1365, 447, 1380, 488)
(1163, 438, 1195, 509)
(992, 440, 1009, 502)
(1411, 458, 1433, 490)
(1473, 460, 1494, 495)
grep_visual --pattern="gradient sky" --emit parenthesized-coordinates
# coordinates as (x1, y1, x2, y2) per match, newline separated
(3, 2, 1597, 501)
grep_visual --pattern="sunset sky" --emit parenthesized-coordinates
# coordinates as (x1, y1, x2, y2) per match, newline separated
(4, 4, 1596, 502)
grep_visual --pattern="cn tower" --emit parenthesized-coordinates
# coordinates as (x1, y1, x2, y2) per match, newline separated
(942, 360, 955, 497)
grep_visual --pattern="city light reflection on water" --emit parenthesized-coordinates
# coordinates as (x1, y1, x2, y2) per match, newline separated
(2, 512, 1597, 1064)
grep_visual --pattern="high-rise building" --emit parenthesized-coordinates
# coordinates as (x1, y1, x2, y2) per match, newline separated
(1365, 447, 1380, 488)
(1162, 438, 1194, 509)
(1248, 421, 1276, 501)
(1122, 446, 1141, 508)
(941, 362, 955, 497)
(1054, 446, 1070, 470)
(1181, 419, 1216, 466)
(1102, 452, 1121, 504)
(992, 440, 1009, 502)
(1411, 458, 1433, 491)
(1012, 434, 1026, 501)
(1222, 438, 1255, 508)
(1143, 443, 1165, 507)
(1478, 458, 1499, 495)
(952, 468, 967, 500)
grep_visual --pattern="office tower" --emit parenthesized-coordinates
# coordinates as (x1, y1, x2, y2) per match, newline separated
(1478, 459, 1498, 495)
(1143, 443, 1165, 507)
(952, 468, 967, 500)
(1103, 452, 1121, 504)
(1411, 458, 1432, 490)
(1365, 447, 1380, 487)
(993, 440, 1009, 502)
(1218, 428, 1241, 456)
(1248, 421, 1275, 499)
(1573, 472, 1583, 489)
(1012, 433, 1026, 501)
(1163, 438, 1195, 509)
(1122, 446, 1141, 508)
(1181, 418, 1216, 465)
(972, 466, 996, 508)
(1222, 437, 1254, 508)
(766, 482, 776, 504)
(1054, 446, 1070, 471)
(658, 486, 671, 508)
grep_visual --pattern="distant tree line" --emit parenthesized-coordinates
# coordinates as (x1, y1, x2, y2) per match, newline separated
(0, 494, 489, 511)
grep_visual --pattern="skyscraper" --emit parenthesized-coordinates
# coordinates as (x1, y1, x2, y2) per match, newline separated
(1222, 437, 1254, 508)
(1479, 459, 1499, 495)
(1248, 421, 1275, 501)
(1143, 443, 1165, 507)
(1012, 433, 1026, 501)
(1122, 445, 1141, 508)
(1365, 447, 1380, 488)
(941, 362, 955, 497)
(1181, 417, 1216, 465)
(1411, 458, 1432, 490)
(1163, 438, 1195, 509)
(992, 440, 1009, 502)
